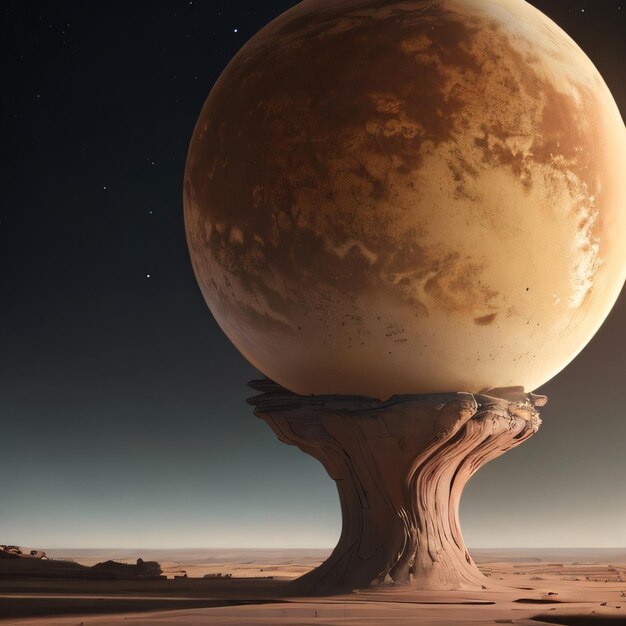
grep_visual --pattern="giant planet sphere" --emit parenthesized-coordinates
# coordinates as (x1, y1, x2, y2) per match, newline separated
(184, 0, 626, 399)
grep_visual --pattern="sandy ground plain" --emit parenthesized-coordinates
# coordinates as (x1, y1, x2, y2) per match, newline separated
(1, 549, 625, 625)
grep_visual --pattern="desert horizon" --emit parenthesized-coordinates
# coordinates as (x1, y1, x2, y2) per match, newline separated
(2, 545, 626, 624)
(33, 547, 626, 564)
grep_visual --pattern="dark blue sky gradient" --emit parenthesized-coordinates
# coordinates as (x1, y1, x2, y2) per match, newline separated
(1, 1, 625, 548)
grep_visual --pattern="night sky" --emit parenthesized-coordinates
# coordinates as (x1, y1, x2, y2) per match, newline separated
(1, 1, 625, 550)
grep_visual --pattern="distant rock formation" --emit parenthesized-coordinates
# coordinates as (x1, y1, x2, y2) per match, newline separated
(0, 545, 47, 560)
(92, 558, 162, 579)
(0, 550, 162, 580)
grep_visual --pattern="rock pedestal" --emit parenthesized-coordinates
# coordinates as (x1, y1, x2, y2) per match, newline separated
(248, 379, 545, 595)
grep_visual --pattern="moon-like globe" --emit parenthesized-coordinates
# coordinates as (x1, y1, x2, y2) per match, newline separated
(184, 0, 626, 399)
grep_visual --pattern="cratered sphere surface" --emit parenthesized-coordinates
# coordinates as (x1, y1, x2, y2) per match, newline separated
(184, 0, 626, 399)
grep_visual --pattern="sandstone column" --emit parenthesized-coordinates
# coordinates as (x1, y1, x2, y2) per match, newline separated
(248, 379, 544, 595)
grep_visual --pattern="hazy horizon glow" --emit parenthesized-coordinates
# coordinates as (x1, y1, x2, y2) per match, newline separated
(2, 0, 625, 553)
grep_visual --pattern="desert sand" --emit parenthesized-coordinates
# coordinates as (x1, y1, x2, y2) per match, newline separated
(1, 548, 625, 625)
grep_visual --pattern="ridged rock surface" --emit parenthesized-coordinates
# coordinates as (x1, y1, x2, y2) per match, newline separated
(249, 380, 545, 594)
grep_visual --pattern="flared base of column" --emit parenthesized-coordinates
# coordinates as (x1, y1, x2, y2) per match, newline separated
(248, 380, 545, 596)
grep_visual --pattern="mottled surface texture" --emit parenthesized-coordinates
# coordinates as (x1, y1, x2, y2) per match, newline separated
(185, 0, 626, 398)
